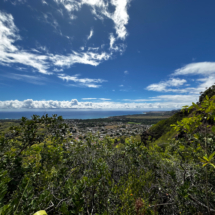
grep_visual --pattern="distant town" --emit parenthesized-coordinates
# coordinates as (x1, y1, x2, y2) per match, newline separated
(0, 111, 178, 143)
(65, 119, 151, 142)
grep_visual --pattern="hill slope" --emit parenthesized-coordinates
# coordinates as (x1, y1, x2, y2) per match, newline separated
(146, 84, 215, 143)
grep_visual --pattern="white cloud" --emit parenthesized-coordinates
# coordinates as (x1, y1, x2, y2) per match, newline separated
(123, 94, 198, 104)
(152, 95, 198, 103)
(53, 68, 63, 72)
(58, 9, 64, 16)
(87, 29, 94, 40)
(82, 98, 111, 101)
(148, 62, 215, 95)
(109, 0, 130, 40)
(144, 62, 215, 107)
(109, 33, 119, 51)
(0, 96, 196, 110)
(99, 98, 111, 101)
(1, 73, 47, 85)
(195, 76, 215, 93)
(88, 47, 99, 51)
(119, 84, 124, 87)
(50, 51, 111, 67)
(31, 49, 41, 53)
(0, 0, 131, 75)
(54, 0, 130, 40)
(123, 99, 160, 102)
(0, 11, 50, 74)
(0, 99, 80, 109)
(173, 62, 215, 76)
(146, 78, 187, 92)
(58, 74, 107, 88)
(42, 0, 48, 5)
(0, 11, 114, 74)
(4, 0, 26, 5)
(124, 70, 128, 74)
(37, 45, 49, 53)
(172, 62, 215, 93)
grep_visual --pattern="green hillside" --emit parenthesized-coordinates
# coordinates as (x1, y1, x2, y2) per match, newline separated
(148, 110, 188, 140)
(147, 84, 215, 145)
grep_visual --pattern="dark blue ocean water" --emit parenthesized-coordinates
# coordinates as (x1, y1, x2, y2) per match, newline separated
(0, 111, 146, 120)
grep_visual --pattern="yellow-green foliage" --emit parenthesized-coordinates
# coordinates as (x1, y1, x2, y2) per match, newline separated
(0, 121, 19, 135)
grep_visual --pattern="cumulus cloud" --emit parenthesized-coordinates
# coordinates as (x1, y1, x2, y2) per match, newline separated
(58, 74, 107, 88)
(146, 78, 187, 92)
(0, 96, 196, 110)
(0, 99, 79, 109)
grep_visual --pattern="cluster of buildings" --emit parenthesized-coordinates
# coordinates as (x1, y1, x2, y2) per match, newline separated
(65, 119, 151, 142)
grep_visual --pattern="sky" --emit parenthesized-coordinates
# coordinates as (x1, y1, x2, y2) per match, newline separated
(1, 0, 215, 110)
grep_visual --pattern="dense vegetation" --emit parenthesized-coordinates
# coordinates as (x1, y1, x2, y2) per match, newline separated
(1, 88, 215, 214)
(199, 84, 215, 103)
(148, 110, 187, 141)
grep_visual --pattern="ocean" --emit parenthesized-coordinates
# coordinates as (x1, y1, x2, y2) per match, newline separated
(0, 110, 145, 120)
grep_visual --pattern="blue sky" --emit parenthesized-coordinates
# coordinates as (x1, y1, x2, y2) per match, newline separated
(1, 0, 215, 110)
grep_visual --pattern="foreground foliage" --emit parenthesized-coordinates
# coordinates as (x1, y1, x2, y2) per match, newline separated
(0, 95, 215, 214)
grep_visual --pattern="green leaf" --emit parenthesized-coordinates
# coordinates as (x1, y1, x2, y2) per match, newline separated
(182, 105, 189, 108)
(203, 156, 209, 162)
(203, 163, 208, 167)
(209, 152, 215, 161)
(210, 163, 215, 168)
